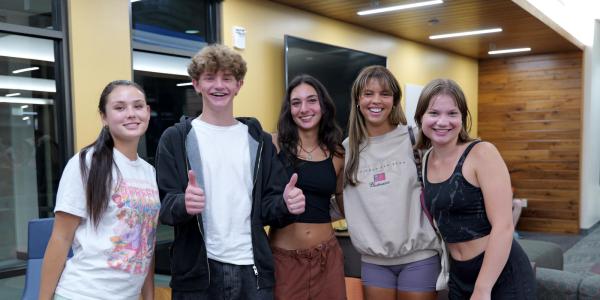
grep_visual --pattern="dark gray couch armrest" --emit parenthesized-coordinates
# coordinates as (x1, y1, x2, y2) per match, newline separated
(579, 274, 600, 300)
(536, 267, 580, 299)
(518, 239, 564, 270)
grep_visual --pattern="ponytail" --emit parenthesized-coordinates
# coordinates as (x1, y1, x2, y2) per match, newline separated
(79, 126, 115, 228)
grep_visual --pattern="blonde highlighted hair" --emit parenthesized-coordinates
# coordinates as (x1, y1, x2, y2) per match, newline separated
(344, 65, 406, 186)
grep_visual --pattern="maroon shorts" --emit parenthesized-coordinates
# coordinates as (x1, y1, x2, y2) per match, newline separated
(272, 234, 347, 300)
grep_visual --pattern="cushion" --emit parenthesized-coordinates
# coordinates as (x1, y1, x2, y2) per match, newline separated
(579, 273, 600, 300)
(536, 268, 579, 300)
(518, 239, 563, 270)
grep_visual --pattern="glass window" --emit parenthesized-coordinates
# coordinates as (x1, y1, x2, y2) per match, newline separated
(0, 0, 55, 29)
(133, 51, 201, 166)
(132, 0, 216, 53)
(0, 33, 60, 269)
(133, 52, 201, 253)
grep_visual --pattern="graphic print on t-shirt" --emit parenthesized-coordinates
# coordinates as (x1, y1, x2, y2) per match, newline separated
(107, 179, 160, 274)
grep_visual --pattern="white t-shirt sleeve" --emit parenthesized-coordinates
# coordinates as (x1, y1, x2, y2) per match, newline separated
(54, 153, 88, 218)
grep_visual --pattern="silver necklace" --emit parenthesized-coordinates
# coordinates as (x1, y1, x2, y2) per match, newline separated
(299, 143, 319, 160)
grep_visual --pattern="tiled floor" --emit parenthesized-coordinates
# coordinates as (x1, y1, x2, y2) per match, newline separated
(518, 221, 600, 253)
(518, 230, 583, 252)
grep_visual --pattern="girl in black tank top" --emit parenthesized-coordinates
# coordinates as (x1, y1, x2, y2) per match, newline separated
(269, 74, 347, 300)
(415, 78, 535, 299)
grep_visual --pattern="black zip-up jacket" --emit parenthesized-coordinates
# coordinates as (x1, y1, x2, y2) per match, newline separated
(155, 116, 290, 291)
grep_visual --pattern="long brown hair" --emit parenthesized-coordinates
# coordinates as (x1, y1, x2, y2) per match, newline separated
(79, 80, 145, 228)
(344, 65, 406, 186)
(277, 74, 343, 167)
(413, 78, 473, 149)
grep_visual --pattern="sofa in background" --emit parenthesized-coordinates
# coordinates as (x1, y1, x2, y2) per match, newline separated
(516, 238, 600, 299)
(535, 267, 600, 300)
(517, 238, 563, 270)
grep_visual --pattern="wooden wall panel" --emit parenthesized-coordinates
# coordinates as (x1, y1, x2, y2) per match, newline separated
(478, 52, 582, 234)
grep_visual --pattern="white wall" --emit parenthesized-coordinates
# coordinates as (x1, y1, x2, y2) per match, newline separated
(580, 20, 600, 229)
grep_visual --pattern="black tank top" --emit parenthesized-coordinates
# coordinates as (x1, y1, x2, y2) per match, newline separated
(277, 151, 336, 225)
(424, 141, 492, 243)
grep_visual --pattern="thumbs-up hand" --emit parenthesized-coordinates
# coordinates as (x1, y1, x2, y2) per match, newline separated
(185, 170, 205, 215)
(284, 173, 305, 215)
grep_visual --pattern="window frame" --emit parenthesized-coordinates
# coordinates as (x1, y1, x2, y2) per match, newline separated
(0, 0, 73, 163)
(129, 0, 221, 58)
(0, 0, 72, 278)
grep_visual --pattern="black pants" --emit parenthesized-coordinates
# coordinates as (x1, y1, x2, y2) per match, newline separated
(448, 239, 536, 300)
(172, 259, 273, 300)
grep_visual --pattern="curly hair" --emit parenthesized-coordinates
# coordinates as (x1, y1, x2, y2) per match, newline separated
(187, 44, 247, 81)
(277, 74, 343, 167)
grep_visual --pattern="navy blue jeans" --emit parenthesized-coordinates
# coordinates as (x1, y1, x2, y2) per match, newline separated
(172, 259, 273, 300)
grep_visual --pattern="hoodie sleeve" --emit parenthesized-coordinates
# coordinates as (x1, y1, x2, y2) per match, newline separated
(156, 126, 194, 225)
(259, 132, 293, 226)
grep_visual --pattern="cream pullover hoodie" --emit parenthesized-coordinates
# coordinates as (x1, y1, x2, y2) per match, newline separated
(343, 125, 441, 265)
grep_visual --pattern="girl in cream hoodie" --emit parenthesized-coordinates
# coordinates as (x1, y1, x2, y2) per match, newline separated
(343, 66, 445, 300)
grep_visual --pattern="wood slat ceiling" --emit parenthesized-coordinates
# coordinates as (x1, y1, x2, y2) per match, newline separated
(269, 0, 580, 59)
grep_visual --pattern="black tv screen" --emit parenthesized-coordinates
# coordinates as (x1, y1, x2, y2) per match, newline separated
(284, 35, 387, 135)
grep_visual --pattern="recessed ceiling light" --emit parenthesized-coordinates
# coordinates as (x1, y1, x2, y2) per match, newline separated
(176, 82, 193, 87)
(185, 30, 200, 34)
(131, 0, 142, 3)
(488, 48, 532, 55)
(429, 28, 502, 39)
(6, 93, 21, 97)
(358, 0, 443, 16)
(12, 67, 39, 74)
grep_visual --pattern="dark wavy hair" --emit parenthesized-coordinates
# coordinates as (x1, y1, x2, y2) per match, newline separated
(79, 80, 145, 228)
(277, 74, 343, 166)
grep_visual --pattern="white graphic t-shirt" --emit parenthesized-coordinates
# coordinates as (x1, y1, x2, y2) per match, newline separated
(53, 148, 160, 300)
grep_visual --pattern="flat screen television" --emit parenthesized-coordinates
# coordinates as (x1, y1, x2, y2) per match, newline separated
(284, 35, 387, 135)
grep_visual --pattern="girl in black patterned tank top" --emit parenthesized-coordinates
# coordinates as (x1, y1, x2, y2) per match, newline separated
(415, 79, 535, 300)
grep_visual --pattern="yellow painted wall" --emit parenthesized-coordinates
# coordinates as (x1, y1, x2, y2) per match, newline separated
(222, 0, 478, 136)
(68, 0, 132, 151)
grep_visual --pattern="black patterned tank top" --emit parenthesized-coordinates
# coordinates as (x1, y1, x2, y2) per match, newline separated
(424, 141, 492, 243)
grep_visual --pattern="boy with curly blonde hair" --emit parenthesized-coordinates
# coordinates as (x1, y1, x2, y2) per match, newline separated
(156, 44, 305, 300)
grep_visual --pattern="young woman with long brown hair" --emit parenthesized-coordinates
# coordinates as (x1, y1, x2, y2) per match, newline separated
(270, 74, 346, 300)
(40, 80, 160, 300)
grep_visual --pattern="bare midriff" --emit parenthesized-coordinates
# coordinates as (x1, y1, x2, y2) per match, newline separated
(270, 222, 334, 250)
(447, 234, 490, 261)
